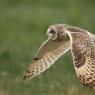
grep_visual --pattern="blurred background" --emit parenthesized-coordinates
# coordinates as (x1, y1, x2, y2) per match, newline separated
(0, 0, 95, 95)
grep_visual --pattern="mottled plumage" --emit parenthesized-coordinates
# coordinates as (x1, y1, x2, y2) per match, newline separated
(24, 24, 95, 88)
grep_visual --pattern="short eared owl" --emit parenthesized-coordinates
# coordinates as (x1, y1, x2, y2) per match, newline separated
(24, 24, 95, 88)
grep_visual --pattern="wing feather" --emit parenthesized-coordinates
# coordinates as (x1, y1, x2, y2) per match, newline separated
(24, 39, 70, 79)
(65, 29, 95, 88)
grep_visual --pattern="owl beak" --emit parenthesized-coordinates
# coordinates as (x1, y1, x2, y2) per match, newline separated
(46, 33, 53, 40)
(48, 35, 54, 39)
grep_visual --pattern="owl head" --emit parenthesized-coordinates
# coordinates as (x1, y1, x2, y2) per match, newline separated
(46, 24, 69, 41)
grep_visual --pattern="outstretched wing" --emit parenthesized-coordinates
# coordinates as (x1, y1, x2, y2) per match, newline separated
(66, 28, 95, 88)
(24, 38, 70, 80)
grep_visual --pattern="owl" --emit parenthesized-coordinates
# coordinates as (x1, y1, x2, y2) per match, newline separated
(24, 24, 95, 88)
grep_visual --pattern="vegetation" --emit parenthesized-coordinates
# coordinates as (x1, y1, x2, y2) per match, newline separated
(0, 0, 95, 95)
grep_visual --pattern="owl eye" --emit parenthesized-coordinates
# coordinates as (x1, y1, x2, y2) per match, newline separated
(49, 30, 56, 34)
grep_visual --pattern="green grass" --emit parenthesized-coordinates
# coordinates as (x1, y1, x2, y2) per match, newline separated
(0, 0, 95, 95)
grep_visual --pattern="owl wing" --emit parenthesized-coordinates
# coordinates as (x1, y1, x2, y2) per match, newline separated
(65, 28, 95, 88)
(24, 38, 70, 80)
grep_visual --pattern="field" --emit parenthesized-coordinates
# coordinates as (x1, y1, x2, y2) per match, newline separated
(0, 0, 95, 95)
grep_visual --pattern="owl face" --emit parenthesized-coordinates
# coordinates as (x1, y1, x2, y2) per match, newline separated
(46, 24, 69, 41)
(46, 28, 57, 40)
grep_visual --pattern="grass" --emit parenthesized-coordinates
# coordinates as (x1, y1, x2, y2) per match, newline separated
(0, 0, 95, 95)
